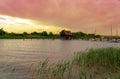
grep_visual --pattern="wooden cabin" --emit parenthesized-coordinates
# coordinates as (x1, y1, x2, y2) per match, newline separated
(60, 30, 72, 40)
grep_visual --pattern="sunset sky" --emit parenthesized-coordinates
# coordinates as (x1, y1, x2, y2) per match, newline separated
(0, 0, 120, 35)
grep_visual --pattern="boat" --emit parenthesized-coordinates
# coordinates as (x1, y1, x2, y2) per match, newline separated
(111, 39, 119, 43)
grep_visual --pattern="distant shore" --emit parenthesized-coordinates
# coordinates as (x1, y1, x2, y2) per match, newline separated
(0, 28, 120, 40)
(0, 35, 60, 39)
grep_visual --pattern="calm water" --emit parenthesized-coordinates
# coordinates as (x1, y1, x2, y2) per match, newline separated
(0, 39, 119, 79)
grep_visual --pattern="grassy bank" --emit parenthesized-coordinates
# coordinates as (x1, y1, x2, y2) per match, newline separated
(0, 35, 60, 39)
(35, 47, 120, 79)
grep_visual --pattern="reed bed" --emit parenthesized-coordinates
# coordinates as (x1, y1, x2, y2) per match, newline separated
(35, 47, 120, 79)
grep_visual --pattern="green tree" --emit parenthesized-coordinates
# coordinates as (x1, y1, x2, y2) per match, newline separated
(72, 32, 86, 38)
(49, 32, 53, 36)
(31, 31, 39, 35)
(9, 32, 16, 36)
(23, 32, 28, 35)
(0, 28, 7, 35)
(41, 31, 48, 36)
(87, 34, 96, 38)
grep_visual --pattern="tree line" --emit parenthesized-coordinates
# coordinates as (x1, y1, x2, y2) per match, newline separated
(0, 28, 101, 39)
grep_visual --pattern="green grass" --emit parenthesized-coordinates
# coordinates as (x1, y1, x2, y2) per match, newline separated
(35, 47, 120, 79)
(0, 35, 60, 39)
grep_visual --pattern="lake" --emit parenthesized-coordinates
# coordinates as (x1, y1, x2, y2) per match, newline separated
(0, 39, 119, 79)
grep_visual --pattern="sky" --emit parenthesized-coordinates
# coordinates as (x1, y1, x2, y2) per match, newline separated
(0, 0, 120, 35)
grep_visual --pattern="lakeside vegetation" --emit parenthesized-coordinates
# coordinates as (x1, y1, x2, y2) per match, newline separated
(0, 28, 101, 39)
(33, 47, 120, 79)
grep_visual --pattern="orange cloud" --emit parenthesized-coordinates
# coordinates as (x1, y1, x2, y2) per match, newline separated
(0, 0, 120, 35)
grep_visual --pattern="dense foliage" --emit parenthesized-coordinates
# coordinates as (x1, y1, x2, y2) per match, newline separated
(0, 29, 101, 39)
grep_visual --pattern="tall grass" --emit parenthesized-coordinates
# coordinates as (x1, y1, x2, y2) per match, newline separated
(36, 47, 120, 79)
(74, 48, 120, 72)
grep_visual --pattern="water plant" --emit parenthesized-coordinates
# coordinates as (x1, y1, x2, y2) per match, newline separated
(36, 47, 120, 79)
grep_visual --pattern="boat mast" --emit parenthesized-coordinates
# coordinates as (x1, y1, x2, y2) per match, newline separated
(116, 29, 118, 37)
(94, 29, 96, 35)
(111, 25, 113, 38)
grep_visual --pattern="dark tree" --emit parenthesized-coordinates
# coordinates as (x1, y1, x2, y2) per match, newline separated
(23, 32, 28, 35)
(87, 34, 96, 38)
(0, 28, 7, 35)
(41, 31, 48, 36)
(72, 32, 87, 39)
(49, 32, 53, 36)
(31, 32, 39, 35)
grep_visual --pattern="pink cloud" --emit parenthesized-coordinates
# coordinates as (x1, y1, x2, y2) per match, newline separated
(0, 0, 120, 35)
